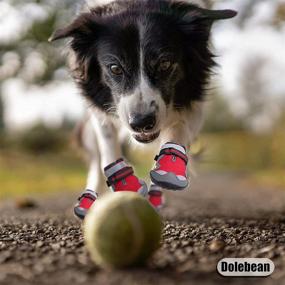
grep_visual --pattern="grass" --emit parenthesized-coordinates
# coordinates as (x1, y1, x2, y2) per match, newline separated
(197, 131, 285, 188)
(252, 169, 285, 189)
(0, 149, 87, 200)
(198, 132, 285, 171)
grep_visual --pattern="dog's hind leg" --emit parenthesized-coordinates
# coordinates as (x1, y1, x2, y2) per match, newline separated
(74, 108, 126, 220)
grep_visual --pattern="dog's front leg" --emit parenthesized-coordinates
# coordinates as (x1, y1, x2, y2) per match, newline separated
(74, 110, 122, 220)
(90, 110, 148, 196)
(150, 103, 205, 191)
(161, 102, 205, 148)
(147, 115, 191, 209)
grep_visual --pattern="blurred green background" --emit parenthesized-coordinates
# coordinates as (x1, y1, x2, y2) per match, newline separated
(0, 0, 285, 200)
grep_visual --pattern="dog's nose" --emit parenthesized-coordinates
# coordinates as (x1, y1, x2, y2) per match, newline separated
(129, 113, 156, 132)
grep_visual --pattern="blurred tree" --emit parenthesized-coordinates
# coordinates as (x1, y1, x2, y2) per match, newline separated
(237, 56, 281, 132)
(0, 92, 4, 133)
(16, 123, 68, 154)
(203, 93, 244, 133)
(0, 0, 82, 132)
(0, 0, 80, 85)
(229, 0, 285, 30)
(239, 58, 266, 123)
(276, 107, 285, 130)
(235, 0, 260, 28)
(274, 3, 285, 28)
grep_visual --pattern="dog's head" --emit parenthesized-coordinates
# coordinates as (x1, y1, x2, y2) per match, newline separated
(50, 0, 236, 143)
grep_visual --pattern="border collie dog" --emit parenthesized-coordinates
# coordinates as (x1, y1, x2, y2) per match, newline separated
(50, 0, 237, 219)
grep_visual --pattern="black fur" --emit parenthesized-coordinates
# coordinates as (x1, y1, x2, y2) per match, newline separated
(50, 0, 236, 114)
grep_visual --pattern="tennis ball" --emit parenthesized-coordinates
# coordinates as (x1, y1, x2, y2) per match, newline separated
(84, 191, 162, 268)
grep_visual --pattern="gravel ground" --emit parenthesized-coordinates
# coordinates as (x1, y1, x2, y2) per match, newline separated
(1, 172, 285, 285)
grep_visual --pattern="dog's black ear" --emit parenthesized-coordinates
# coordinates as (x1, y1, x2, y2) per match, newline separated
(196, 8, 237, 21)
(183, 7, 237, 24)
(48, 13, 97, 42)
(48, 26, 75, 42)
(179, 6, 237, 40)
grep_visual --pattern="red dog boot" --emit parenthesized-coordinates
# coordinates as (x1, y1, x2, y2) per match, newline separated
(148, 183, 165, 211)
(74, 190, 98, 220)
(104, 158, 148, 196)
(150, 142, 189, 190)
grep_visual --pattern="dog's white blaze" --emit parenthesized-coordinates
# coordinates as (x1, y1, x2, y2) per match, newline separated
(117, 75, 163, 131)
(117, 46, 167, 133)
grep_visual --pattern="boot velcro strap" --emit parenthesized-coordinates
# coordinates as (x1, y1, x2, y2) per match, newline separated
(79, 193, 96, 202)
(155, 148, 188, 164)
(106, 166, 134, 187)
(149, 190, 162, 197)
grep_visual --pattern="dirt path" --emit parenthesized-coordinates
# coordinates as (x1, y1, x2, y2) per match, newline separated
(1, 172, 285, 285)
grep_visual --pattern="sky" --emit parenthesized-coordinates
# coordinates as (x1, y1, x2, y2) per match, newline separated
(1, 0, 285, 132)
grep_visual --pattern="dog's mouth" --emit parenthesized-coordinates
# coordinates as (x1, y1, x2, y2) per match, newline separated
(133, 131, 160, 143)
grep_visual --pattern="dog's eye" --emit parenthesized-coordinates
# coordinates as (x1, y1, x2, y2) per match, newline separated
(158, 60, 172, 72)
(110, 64, 123, 75)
